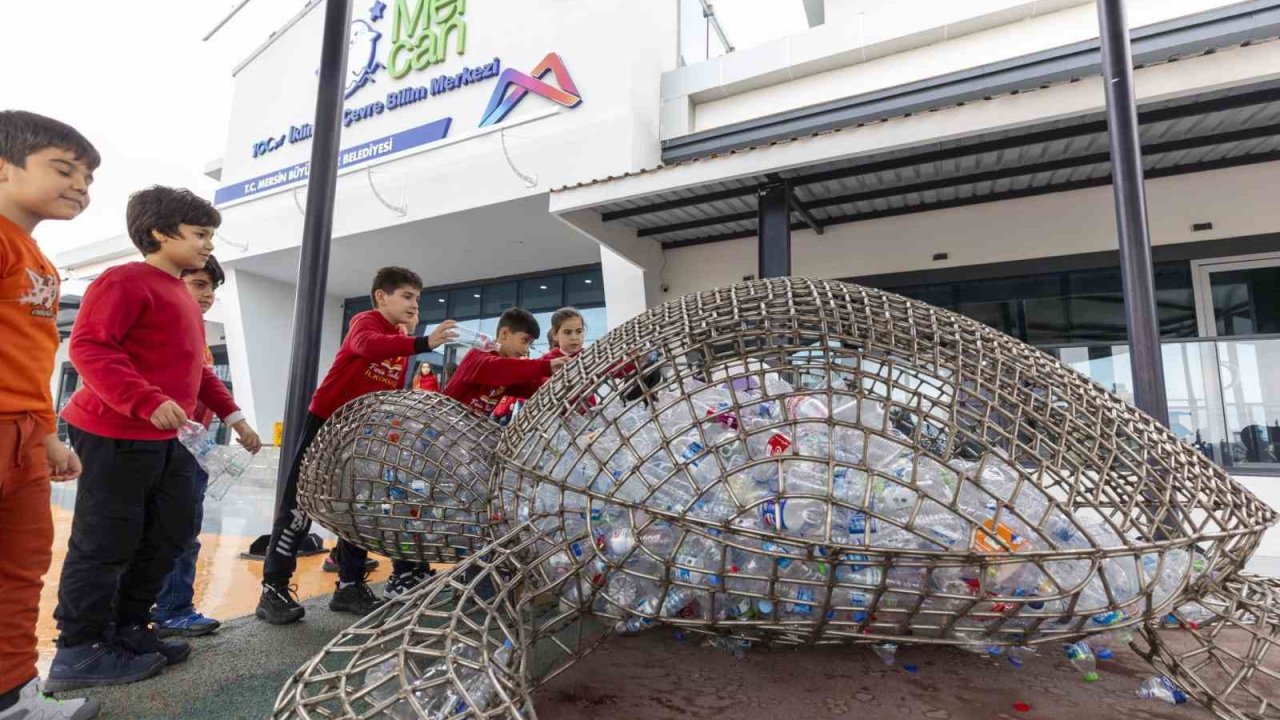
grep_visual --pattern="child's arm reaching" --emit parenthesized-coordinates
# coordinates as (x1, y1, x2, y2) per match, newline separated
(347, 316, 457, 360)
(453, 353, 565, 390)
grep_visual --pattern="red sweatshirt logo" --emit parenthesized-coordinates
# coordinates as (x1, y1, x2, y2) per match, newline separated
(365, 356, 405, 387)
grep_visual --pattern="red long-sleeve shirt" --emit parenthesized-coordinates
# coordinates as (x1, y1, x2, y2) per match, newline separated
(62, 262, 240, 441)
(309, 310, 420, 420)
(443, 350, 553, 416)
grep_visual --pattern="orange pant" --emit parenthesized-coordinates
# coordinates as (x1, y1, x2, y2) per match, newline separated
(0, 415, 53, 694)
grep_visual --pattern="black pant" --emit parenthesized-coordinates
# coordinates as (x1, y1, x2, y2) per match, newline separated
(263, 412, 419, 585)
(55, 426, 197, 648)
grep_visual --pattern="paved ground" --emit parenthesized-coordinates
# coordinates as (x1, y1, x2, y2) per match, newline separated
(71, 590, 1207, 720)
(57, 449, 1227, 718)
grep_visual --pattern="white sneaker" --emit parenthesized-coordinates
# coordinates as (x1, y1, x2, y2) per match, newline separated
(0, 678, 99, 720)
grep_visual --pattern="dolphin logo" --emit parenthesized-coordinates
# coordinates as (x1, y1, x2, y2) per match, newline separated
(344, 19, 384, 99)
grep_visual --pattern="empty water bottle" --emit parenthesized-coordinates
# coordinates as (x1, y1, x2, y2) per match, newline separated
(1136, 676, 1187, 705)
(1064, 641, 1099, 682)
(447, 326, 496, 351)
(177, 421, 251, 500)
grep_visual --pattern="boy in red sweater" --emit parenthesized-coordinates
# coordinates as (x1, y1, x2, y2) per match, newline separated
(0, 111, 99, 720)
(444, 308, 567, 415)
(47, 187, 259, 693)
(256, 267, 456, 625)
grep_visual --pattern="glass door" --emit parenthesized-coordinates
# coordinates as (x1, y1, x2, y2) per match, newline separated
(1194, 253, 1280, 471)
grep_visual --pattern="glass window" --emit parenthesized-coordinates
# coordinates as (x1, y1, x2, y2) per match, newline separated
(342, 297, 373, 338)
(420, 290, 449, 324)
(483, 282, 518, 316)
(450, 286, 483, 319)
(565, 269, 605, 306)
(1211, 266, 1280, 337)
(880, 261, 1195, 346)
(521, 276, 563, 312)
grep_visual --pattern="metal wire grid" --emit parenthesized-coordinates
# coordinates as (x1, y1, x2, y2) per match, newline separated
(497, 277, 1274, 646)
(1135, 573, 1280, 719)
(297, 391, 503, 564)
(274, 523, 608, 719)
(281, 277, 1277, 719)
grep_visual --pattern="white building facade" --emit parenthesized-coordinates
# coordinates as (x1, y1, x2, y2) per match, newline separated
(57, 0, 1280, 562)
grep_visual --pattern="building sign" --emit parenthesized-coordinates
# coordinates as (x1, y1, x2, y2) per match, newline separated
(216, 118, 451, 205)
(217, 1, 585, 205)
(387, 0, 467, 80)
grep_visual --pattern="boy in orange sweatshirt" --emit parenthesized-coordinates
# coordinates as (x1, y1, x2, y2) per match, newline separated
(0, 110, 99, 719)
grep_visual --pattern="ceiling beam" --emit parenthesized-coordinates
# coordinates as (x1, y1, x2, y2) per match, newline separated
(602, 86, 1280, 223)
(658, 149, 1280, 249)
(635, 122, 1280, 238)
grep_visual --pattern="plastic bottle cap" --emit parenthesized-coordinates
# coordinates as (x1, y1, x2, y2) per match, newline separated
(1083, 671, 1100, 682)
(903, 663, 918, 673)
(1014, 702, 1031, 712)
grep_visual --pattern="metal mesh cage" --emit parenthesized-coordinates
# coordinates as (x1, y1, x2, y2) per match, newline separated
(278, 277, 1277, 719)
(297, 391, 502, 563)
(1135, 573, 1280, 719)
(496, 277, 1273, 646)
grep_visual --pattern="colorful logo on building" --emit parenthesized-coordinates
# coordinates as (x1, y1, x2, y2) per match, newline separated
(344, 0, 467, 99)
(479, 52, 582, 128)
(387, 0, 467, 81)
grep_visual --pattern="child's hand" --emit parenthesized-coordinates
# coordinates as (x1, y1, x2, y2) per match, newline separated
(44, 435, 81, 482)
(150, 400, 188, 430)
(232, 420, 263, 454)
(427, 320, 459, 350)
(549, 356, 569, 372)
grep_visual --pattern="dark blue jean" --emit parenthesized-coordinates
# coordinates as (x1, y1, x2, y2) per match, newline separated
(152, 467, 208, 622)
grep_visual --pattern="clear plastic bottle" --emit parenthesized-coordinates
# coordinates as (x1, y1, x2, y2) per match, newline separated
(177, 421, 251, 499)
(447, 326, 496, 351)
(1136, 676, 1187, 705)
(1064, 641, 1100, 682)
(871, 642, 898, 665)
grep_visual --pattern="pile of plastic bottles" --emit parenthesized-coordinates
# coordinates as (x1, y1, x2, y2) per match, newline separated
(502, 363, 1202, 647)
(302, 396, 501, 562)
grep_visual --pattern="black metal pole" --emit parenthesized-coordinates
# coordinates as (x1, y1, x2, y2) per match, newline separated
(1097, 0, 1168, 425)
(275, 0, 353, 508)
(758, 182, 791, 278)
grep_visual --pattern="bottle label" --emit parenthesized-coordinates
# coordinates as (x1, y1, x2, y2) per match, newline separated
(705, 402, 739, 429)
(761, 500, 786, 530)
(767, 434, 791, 456)
(680, 441, 706, 466)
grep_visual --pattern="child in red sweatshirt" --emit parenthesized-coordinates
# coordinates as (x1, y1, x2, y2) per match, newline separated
(444, 308, 567, 416)
(257, 267, 456, 626)
(49, 187, 260, 693)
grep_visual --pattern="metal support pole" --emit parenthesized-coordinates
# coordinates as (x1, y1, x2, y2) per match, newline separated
(758, 182, 791, 278)
(275, 0, 353, 508)
(1097, 0, 1168, 425)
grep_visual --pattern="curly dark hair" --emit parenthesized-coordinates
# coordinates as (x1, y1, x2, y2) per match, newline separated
(126, 186, 221, 254)
(0, 110, 100, 170)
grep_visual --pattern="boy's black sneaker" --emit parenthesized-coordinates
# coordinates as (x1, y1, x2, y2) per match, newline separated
(329, 579, 384, 616)
(257, 581, 306, 625)
(382, 566, 435, 601)
(43, 642, 166, 693)
(114, 624, 190, 666)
